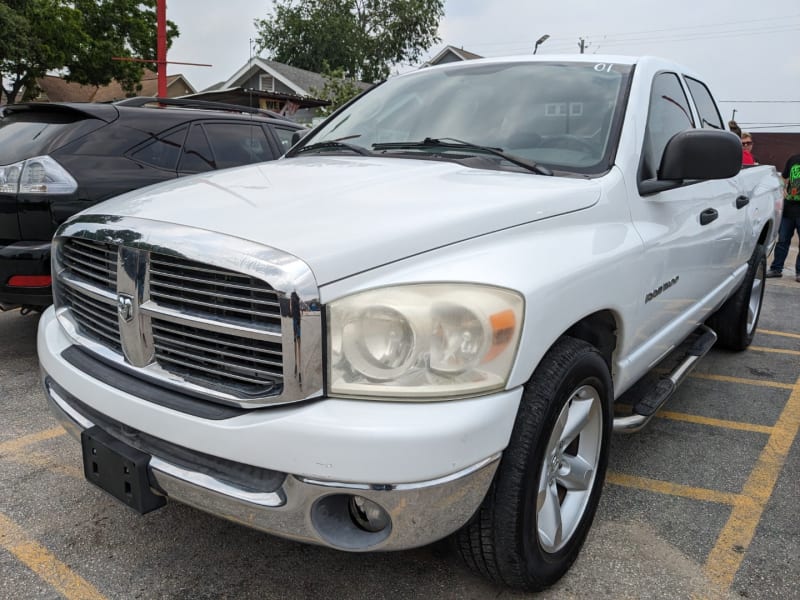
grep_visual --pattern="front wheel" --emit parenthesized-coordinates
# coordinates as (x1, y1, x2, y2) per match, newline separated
(456, 337, 612, 591)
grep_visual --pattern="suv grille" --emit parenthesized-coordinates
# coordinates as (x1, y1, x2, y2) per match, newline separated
(56, 236, 295, 405)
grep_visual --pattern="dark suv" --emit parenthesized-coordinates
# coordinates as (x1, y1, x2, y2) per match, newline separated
(0, 97, 304, 311)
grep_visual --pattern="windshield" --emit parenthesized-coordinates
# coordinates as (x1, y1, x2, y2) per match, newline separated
(304, 60, 632, 174)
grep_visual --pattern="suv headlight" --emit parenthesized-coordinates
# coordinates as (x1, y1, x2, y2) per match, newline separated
(327, 284, 524, 399)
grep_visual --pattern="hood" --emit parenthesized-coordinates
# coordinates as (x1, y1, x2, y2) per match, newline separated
(81, 156, 601, 284)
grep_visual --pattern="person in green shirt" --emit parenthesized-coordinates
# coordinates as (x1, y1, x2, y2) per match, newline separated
(767, 153, 800, 281)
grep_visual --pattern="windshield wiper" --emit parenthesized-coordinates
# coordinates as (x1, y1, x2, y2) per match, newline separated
(373, 137, 552, 175)
(294, 140, 372, 156)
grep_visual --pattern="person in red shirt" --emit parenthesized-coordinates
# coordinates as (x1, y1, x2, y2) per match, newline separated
(741, 133, 756, 165)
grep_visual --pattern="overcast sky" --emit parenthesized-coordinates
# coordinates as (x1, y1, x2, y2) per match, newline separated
(167, 0, 800, 132)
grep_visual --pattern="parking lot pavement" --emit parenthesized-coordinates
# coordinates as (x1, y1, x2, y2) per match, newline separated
(1, 267, 799, 599)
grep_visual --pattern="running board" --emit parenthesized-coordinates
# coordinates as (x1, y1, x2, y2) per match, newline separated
(613, 325, 717, 433)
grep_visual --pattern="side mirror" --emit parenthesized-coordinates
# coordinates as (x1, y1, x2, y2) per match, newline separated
(291, 128, 311, 145)
(659, 129, 742, 180)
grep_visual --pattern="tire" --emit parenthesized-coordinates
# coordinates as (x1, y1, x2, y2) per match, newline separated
(707, 244, 766, 351)
(455, 336, 613, 591)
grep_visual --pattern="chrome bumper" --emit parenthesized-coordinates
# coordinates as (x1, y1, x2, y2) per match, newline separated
(44, 374, 499, 551)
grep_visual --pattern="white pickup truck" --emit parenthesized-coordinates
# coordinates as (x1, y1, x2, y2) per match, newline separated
(38, 55, 782, 591)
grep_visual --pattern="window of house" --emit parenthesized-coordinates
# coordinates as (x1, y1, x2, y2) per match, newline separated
(685, 76, 724, 130)
(259, 74, 275, 92)
(641, 72, 695, 179)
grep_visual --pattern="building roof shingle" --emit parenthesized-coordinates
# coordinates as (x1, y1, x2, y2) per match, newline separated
(35, 70, 195, 103)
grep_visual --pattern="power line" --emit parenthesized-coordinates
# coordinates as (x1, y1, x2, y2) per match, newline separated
(460, 16, 800, 53)
(462, 14, 800, 50)
(539, 24, 799, 52)
(742, 124, 800, 130)
(719, 100, 800, 103)
(573, 13, 800, 40)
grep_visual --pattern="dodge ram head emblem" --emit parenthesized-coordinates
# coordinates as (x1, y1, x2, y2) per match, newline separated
(117, 294, 134, 322)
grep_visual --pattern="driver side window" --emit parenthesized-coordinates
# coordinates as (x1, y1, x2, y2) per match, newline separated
(641, 72, 695, 180)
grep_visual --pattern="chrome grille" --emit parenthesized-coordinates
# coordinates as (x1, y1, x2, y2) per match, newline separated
(61, 238, 117, 292)
(59, 238, 121, 351)
(53, 219, 321, 407)
(149, 254, 281, 327)
(61, 285, 121, 352)
(53, 220, 323, 407)
(152, 318, 282, 395)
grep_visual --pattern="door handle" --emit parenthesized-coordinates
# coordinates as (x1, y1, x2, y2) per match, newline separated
(700, 208, 718, 225)
(736, 195, 750, 209)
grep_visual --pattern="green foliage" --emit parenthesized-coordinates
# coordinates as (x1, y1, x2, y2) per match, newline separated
(255, 0, 444, 83)
(312, 67, 364, 116)
(0, 0, 179, 105)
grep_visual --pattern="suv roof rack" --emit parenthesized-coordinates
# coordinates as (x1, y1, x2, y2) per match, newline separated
(113, 97, 290, 121)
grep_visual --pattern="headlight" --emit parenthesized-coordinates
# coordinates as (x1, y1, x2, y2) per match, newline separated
(328, 284, 524, 399)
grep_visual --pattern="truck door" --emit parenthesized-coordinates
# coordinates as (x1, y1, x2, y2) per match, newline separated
(683, 76, 750, 268)
(733, 165, 780, 262)
(626, 71, 740, 355)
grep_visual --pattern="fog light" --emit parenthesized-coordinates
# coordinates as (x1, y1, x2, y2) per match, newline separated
(348, 496, 390, 533)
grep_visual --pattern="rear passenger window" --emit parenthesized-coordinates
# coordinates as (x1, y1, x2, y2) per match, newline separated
(273, 127, 299, 153)
(203, 123, 274, 169)
(130, 126, 186, 170)
(685, 77, 724, 130)
(180, 124, 215, 173)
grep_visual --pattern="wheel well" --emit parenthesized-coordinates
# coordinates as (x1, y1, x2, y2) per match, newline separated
(563, 310, 618, 370)
(757, 221, 771, 247)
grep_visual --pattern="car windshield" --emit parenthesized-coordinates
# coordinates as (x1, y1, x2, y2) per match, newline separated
(304, 60, 633, 174)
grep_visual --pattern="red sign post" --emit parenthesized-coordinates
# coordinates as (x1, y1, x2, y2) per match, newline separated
(113, 0, 211, 98)
(157, 0, 167, 97)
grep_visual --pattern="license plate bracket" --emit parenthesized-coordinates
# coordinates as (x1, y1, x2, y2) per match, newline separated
(81, 426, 166, 514)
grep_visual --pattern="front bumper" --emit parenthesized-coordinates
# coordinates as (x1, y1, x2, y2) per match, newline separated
(39, 307, 521, 550)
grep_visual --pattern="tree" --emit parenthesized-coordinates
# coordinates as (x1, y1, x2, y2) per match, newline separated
(0, 0, 179, 105)
(311, 66, 365, 116)
(255, 0, 444, 83)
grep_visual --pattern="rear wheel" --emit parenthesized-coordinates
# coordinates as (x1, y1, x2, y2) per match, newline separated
(707, 244, 766, 351)
(456, 336, 612, 591)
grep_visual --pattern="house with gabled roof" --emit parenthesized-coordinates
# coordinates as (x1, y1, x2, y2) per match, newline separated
(219, 57, 332, 100)
(185, 56, 369, 121)
(34, 70, 195, 103)
(422, 45, 483, 67)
